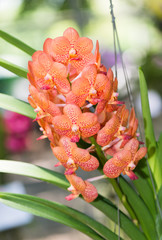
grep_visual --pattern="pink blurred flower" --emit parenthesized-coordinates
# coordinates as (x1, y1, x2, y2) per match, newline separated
(5, 135, 28, 153)
(3, 111, 32, 153)
(4, 111, 32, 134)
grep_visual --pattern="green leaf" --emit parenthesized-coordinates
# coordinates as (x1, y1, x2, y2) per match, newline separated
(0, 193, 105, 240)
(154, 133, 162, 190)
(92, 196, 147, 240)
(119, 177, 157, 240)
(0, 160, 69, 189)
(133, 159, 157, 218)
(156, 214, 162, 240)
(0, 94, 36, 119)
(0, 30, 36, 56)
(0, 160, 147, 240)
(6, 193, 120, 240)
(0, 58, 28, 79)
(138, 69, 157, 173)
(158, 186, 162, 210)
(157, 185, 162, 218)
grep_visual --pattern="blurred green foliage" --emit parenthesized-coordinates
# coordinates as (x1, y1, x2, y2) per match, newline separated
(19, 0, 90, 13)
(18, 0, 91, 30)
(142, 54, 162, 95)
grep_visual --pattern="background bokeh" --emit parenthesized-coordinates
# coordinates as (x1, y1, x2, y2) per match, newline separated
(0, 0, 162, 239)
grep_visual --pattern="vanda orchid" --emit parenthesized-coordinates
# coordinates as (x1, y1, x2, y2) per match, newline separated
(0, 25, 162, 240)
(27, 27, 147, 201)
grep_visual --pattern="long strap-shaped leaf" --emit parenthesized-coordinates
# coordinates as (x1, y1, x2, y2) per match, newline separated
(91, 196, 147, 240)
(0, 94, 36, 119)
(133, 160, 157, 219)
(138, 69, 157, 176)
(1, 193, 121, 240)
(0, 58, 28, 79)
(0, 193, 106, 240)
(155, 133, 162, 191)
(119, 177, 157, 240)
(0, 160, 68, 189)
(0, 30, 36, 56)
(0, 160, 147, 240)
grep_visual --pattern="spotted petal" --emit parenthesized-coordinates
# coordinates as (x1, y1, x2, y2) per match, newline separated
(51, 146, 68, 164)
(103, 158, 124, 178)
(72, 148, 90, 164)
(124, 138, 139, 159)
(78, 112, 100, 138)
(53, 115, 72, 137)
(51, 62, 70, 94)
(72, 77, 90, 97)
(63, 104, 82, 125)
(63, 27, 79, 46)
(82, 181, 98, 202)
(82, 64, 97, 85)
(134, 147, 147, 165)
(59, 136, 77, 157)
(97, 115, 120, 146)
(66, 91, 86, 107)
(75, 37, 93, 54)
(113, 150, 132, 167)
(66, 174, 86, 193)
(51, 36, 70, 63)
(79, 156, 99, 171)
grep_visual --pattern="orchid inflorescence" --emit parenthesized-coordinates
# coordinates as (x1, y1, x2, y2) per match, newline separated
(27, 27, 147, 203)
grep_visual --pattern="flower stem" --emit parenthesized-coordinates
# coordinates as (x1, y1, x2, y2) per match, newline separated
(89, 137, 106, 166)
(110, 178, 138, 224)
(89, 136, 138, 223)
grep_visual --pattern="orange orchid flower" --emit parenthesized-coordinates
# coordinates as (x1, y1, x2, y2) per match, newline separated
(26, 27, 147, 203)
(26, 97, 60, 145)
(104, 107, 141, 156)
(120, 107, 140, 148)
(28, 51, 70, 94)
(52, 104, 100, 142)
(104, 107, 140, 156)
(94, 40, 107, 73)
(43, 27, 95, 74)
(103, 138, 147, 180)
(29, 85, 62, 118)
(71, 64, 109, 106)
(95, 68, 122, 114)
(51, 136, 99, 174)
(37, 120, 59, 144)
(66, 90, 87, 107)
(65, 174, 98, 202)
(97, 105, 128, 147)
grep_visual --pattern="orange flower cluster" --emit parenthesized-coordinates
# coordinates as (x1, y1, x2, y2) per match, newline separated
(27, 27, 147, 202)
